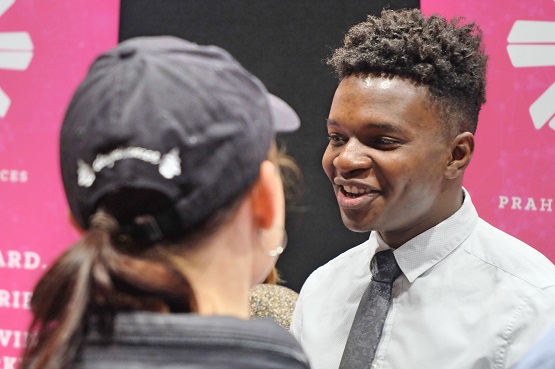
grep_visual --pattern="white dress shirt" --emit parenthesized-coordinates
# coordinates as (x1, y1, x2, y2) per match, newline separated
(510, 323, 555, 369)
(291, 189, 555, 369)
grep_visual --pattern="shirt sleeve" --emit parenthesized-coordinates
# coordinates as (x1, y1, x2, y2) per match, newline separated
(502, 285, 555, 368)
(509, 323, 555, 369)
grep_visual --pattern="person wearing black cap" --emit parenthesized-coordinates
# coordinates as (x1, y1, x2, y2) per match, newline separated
(20, 36, 310, 369)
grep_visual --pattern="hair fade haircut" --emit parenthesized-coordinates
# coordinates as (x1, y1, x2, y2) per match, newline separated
(327, 8, 488, 134)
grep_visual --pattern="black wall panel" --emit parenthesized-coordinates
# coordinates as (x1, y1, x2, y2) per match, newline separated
(119, 0, 419, 292)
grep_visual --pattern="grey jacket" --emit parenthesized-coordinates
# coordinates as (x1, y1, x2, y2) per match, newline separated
(75, 312, 310, 369)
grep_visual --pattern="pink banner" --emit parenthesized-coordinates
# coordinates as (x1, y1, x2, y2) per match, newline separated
(0, 1, 119, 367)
(422, 0, 555, 261)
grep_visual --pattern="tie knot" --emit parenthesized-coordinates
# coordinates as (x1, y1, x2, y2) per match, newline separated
(370, 249, 402, 284)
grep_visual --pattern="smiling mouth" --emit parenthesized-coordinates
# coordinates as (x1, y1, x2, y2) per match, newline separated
(340, 185, 376, 198)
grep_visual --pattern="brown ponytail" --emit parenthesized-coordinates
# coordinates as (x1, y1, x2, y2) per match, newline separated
(20, 211, 197, 369)
(20, 222, 111, 369)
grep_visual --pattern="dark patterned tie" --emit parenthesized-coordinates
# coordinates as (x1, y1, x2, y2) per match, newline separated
(339, 249, 402, 369)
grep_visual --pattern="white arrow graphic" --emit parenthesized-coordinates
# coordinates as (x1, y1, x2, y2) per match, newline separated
(529, 82, 555, 130)
(0, 0, 15, 17)
(507, 21, 555, 67)
(0, 87, 10, 117)
(0, 0, 34, 117)
(507, 19, 555, 130)
(0, 32, 33, 70)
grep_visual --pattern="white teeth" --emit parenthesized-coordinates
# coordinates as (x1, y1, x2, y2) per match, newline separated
(343, 185, 371, 195)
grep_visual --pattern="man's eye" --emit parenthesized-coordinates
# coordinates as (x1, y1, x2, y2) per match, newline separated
(373, 137, 400, 149)
(376, 137, 395, 144)
(327, 134, 345, 145)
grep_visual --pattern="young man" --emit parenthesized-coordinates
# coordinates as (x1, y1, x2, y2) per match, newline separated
(290, 9, 555, 369)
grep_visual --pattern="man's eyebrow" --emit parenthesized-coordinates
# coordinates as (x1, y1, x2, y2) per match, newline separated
(325, 118, 339, 127)
(326, 119, 403, 133)
(368, 122, 404, 133)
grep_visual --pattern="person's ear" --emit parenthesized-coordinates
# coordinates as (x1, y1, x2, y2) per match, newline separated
(249, 160, 281, 229)
(69, 212, 85, 234)
(445, 132, 474, 180)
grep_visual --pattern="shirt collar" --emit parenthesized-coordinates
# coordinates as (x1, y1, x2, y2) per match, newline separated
(366, 188, 479, 283)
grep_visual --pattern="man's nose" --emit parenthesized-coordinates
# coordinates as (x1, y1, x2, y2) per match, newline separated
(332, 139, 372, 175)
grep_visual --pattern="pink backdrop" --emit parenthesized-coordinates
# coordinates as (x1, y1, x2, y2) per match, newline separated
(0, 1, 553, 367)
(422, 0, 555, 261)
(0, 1, 119, 367)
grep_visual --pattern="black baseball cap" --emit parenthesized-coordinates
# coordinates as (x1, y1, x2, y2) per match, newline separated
(60, 36, 300, 242)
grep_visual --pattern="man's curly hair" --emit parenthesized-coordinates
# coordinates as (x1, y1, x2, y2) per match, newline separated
(327, 9, 488, 134)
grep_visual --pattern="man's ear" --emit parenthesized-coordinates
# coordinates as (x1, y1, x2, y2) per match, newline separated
(445, 132, 474, 180)
(249, 160, 280, 229)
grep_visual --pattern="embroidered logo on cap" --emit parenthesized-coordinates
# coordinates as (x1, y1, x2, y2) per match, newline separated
(77, 147, 181, 187)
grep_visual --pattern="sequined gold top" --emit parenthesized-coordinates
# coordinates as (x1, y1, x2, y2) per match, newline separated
(249, 284, 299, 331)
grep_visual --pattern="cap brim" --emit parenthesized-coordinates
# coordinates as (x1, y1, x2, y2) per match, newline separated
(268, 94, 300, 132)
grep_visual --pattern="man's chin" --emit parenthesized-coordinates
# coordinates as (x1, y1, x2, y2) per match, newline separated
(340, 213, 374, 233)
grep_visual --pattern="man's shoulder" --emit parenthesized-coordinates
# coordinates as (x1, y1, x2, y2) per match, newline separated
(465, 218, 555, 289)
